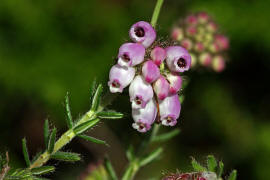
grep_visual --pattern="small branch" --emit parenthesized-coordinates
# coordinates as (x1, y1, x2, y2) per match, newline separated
(30, 110, 96, 169)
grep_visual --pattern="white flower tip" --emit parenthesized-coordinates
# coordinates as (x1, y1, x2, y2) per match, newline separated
(131, 101, 142, 109)
(108, 81, 123, 93)
(118, 57, 131, 67)
(161, 117, 177, 126)
(132, 122, 148, 133)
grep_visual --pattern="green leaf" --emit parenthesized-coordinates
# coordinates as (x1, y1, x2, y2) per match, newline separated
(89, 79, 97, 103)
(22, 138, 31, 167)
(91, 84, 103, 111)
(217, 161, 224, 178)
(228, 170, 237, 180)
(152, 129, 180, 143)
(44, 119, 49, 149)
(191, 157, 207, 172)
(121, 165, 134, 180)
(97, 111, 123, 119)
(65, 92, 73, 129)
(74, 118, 100, 135)
(48, 128, 57, 153)
(31, 166, 55, 175)
(51, 151, 80, 162)
(139, 148, 163, 167)
(78, 134, 108, 146)
(207, 155, 217, 172)
(105, 156, 118, 180)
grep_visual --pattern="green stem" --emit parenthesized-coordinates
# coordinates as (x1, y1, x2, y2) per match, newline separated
(121, 1, 165, 179)
(121, 160, 139, 180)
(150, 0, 164, 27)
(30, 110, 97, 169)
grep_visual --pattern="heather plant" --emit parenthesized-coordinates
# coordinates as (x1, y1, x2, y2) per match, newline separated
(0, 0, 237, 180)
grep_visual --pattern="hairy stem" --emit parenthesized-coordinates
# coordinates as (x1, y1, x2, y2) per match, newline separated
(30, 110, 97, 169)
(151, 0, 164, 27)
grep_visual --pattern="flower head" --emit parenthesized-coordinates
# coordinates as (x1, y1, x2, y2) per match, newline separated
(129, 21, 156, 48)
(108, 20, 191, 132)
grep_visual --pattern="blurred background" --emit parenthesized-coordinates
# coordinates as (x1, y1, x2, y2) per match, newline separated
(0, 0, 270, 179)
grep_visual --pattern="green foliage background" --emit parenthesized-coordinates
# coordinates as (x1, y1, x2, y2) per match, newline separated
(0, 0, 269, 179)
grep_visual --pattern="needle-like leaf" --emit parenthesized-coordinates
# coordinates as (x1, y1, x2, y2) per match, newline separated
(191, 157, 207, 172)
(51, 151, 80, 162)
(48, 128, 57, 153)
(78, 134, 108, 146)
(105, 156, 118, 180)
(65, 92, 73, 129)
(90, 84, 103, 111)
(97, 111, 123, 119)
(228, 170, 237, 180)
(31, 166, 55, 175)
(207, 155, 217, 172)
(22, 138, 31, 167)
(44, 119, 49, 149)
(73, 118, 100, 135)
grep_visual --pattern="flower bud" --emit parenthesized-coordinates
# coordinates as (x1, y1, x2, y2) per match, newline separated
(150, 46, 166, 66)
(117, 43, 145, 67)
(108, 65, 135, 93)
(198, 12, 209, 24)
(197, 26, 206, 35)
(215, 34, 229, 50)
(129, 75, 153, 109)
(129, 21, 156, 48)
(181, 38, 193, 51)
(153, 75, 170, 100)
(165, 46, 191, 72)
(159, 94, 181, 126)
(166, 73, 182, 94)
(142, 60, 160, 83)
(186, 26, 197, 36)
(185, 15, 197, 26)
(199, 53, 212, 66)
(171, 27, 184, 41)
(209, 42, 220, 53)
(207, 21, 218, 33)
(132, 98, 157, 133)
(190, 53, 197, 67)
(212, 55, 225, 72)
(195, 42, 205, 52)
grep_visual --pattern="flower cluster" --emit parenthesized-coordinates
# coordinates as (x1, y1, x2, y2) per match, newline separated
(108, 21, 191, 133)
(162, 172, 217, 180)
(171, 12, 229, 72)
